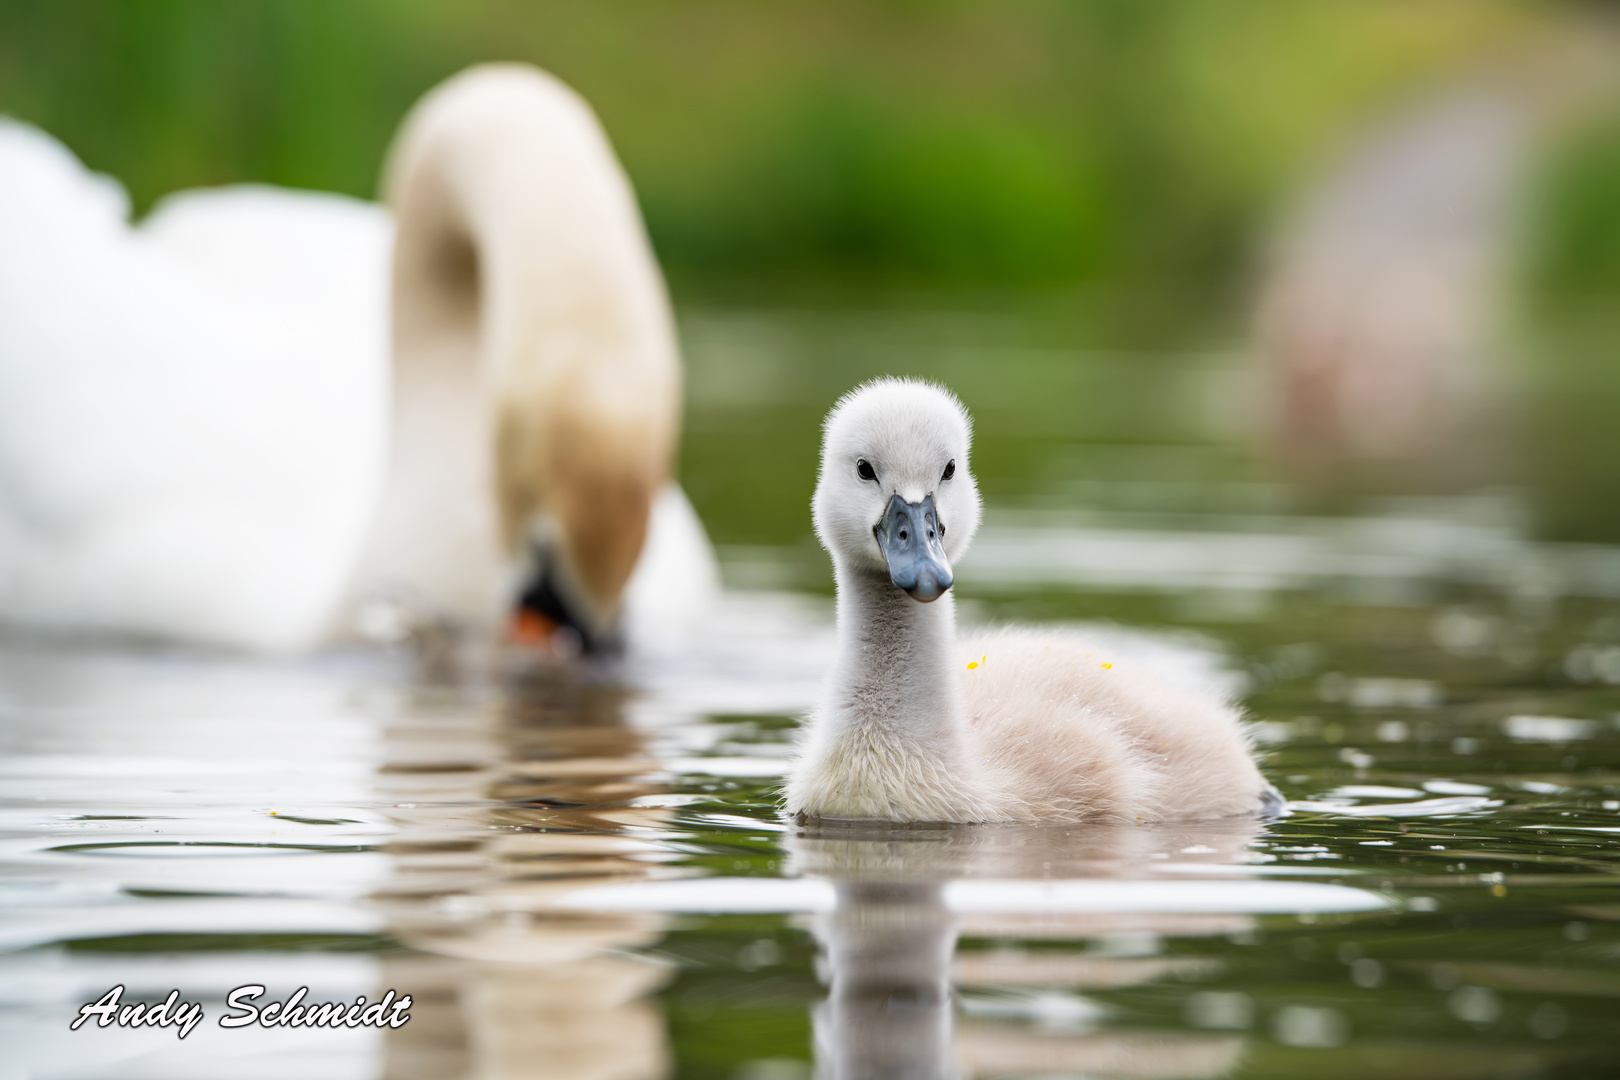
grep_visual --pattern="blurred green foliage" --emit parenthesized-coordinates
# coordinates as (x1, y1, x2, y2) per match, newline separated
(1532, 107, 1620, 299)
(1520, 105, 1620, 542)
(0, 0, 1534, 300)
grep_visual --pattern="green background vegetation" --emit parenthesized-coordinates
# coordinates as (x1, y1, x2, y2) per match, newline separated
(0, 0, 1583, 305)
(3, 0, 1619, 547)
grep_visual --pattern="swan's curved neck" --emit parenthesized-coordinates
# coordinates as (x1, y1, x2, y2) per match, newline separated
(827, 560, 965, 746)
(343, 68, 680, 636)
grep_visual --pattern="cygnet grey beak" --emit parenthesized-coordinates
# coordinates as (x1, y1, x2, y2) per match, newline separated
(875, 493, 953, 602)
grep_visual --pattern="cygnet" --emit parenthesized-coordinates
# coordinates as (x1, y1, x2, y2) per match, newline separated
(785, 378, 1283, 824)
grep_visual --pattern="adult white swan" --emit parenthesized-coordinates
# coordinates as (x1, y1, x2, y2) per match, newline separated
(0, 65, 716, 653)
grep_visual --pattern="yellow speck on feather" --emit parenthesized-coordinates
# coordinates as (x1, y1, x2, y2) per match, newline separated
(966, 654, 987, 670)
(1101, 662, 1112, 669)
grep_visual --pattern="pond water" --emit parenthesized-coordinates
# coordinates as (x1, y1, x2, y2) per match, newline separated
(4, 310, 1620, 1079)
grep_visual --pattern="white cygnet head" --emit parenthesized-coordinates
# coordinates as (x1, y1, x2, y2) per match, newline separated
(813, 378, 981, 601)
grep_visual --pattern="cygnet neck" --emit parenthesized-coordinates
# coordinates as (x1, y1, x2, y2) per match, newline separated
(828, 558, 965, 745)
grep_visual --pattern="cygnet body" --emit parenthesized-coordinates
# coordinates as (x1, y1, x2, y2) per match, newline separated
(784, 379, 1280, 824)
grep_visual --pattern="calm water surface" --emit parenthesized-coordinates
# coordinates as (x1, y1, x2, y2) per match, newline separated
(4, 311, 1620, 1079)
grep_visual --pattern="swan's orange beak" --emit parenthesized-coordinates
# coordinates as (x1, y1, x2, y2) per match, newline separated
(510, 608, 560, 646)
(511, 555, 609, 655)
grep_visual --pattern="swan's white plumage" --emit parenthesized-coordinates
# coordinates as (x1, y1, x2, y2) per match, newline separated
(621, 485, 722, 654)
(360, 65, 687, 637)
(0, 120, 390, 649)
(0, 64, 716, 651)
(785, 379, 1274, 824)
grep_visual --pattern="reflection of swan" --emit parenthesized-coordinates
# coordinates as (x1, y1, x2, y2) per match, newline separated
(377, 671, 674, 1080)
(0, 64, 716, 653)
(785, 380, 1278, 824)
(787, 821, 1259, 1080)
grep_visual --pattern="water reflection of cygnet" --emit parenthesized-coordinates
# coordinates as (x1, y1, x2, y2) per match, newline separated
(375, 671, 674, 1080)
(787, 818, 1267, 1080)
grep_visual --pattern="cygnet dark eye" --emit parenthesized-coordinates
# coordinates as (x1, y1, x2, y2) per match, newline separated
(856, 459, 877, 482)
(942, 459, 956, 481)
